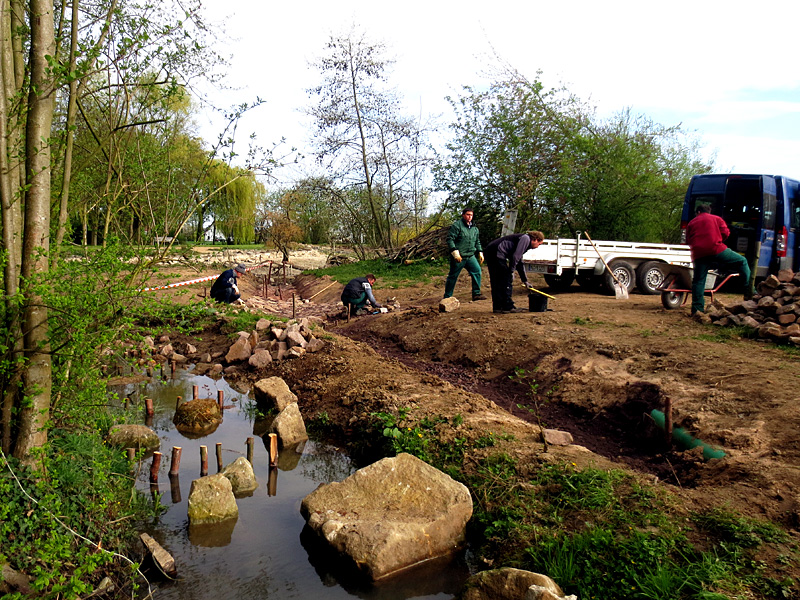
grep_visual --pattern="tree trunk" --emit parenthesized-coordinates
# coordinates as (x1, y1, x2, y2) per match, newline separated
(15, 0, 56, 466)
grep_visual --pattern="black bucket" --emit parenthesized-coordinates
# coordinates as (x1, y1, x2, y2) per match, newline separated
(529, 292, 548, 312)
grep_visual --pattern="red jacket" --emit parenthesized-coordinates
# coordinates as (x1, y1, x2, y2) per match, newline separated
(686, 212, 730, 260)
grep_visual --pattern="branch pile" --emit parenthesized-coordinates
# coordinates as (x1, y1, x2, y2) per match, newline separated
(390, 227, 449, 262)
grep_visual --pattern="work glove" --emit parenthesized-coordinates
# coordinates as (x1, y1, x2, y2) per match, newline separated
(478, 252, 484, 264)
(233, 283, 240, 295)
(522, 281, 534, 290)
(451, 250, 462, 262)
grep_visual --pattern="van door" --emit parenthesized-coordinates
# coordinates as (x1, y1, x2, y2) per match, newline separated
(723, 176, 776, 279)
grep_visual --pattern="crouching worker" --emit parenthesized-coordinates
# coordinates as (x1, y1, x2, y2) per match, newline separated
(210, 263, 247, 304)
(341, 274, 382, 316)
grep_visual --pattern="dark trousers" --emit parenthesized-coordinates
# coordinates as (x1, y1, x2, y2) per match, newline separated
(486, 256, 514, 311)
(211, 286, 239, 304)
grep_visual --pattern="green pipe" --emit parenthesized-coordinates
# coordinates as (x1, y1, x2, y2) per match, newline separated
(650, 409, 726, 460)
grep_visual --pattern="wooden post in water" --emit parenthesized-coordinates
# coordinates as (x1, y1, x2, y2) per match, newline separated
(169, 474, 181, 504)
(200, 446, 208, 476)
(175, 395, 182, 412)
(150, 451, 162, 482)
(145, 398, 154, 417)
(169, 447, 182, 476)
(192, 385, 199, 401)
(217, 390, 224, 411)
(246, 437, 254, 464)
(216, 443, 223, 472)
(268, 433, 278, 467)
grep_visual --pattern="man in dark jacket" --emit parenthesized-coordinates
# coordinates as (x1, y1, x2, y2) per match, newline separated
(341, 274, 382, 315)
(485, 231, 544, 313)
(686, 204, 751, 315)
(210, 263, 246, 304)
(444, 208, 486, 301)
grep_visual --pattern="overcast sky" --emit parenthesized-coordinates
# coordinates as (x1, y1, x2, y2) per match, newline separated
(196, 0, 800, 187)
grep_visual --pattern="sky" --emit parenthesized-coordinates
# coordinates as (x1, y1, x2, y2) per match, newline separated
(196, 0, 800, 188)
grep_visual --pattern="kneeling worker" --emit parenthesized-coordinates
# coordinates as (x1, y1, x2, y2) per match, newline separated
(210, 263, 247, 304)
(341, 274, 382, 316)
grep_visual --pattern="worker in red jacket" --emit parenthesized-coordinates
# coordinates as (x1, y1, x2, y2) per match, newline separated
(686, 204, 751, 315)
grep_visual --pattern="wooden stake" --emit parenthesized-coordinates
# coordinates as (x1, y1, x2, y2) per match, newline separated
(150, 451, 162, 482)
(145, 398, 154, 417)
(168, 474, 181, 504)
(192, 385, 199, 401)
(267, 262, 273, 296)
(246, 437, 254, 464)
(216, 442, 223, 472)
(268, 433, 278, 467)
(217, 390, 224, 410)
(126, 447, 136, 462)
(292, 293, 296, 320)
(200, 445, 208, 476)
(664, 397, 673, 449)
(169, 446, 182, 476)
(175, 395, 182, 412)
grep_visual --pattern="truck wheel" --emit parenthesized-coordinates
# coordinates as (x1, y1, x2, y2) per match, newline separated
(661, 291, 686, 310)
(543, 270, 575, 291)
(603, 260, 635, 295)
(636, 261, 666, 295)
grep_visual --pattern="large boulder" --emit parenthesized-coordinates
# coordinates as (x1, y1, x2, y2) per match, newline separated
(253, 377, 298, 411)
(105, 424, 159, 453)
(173, 398, 222, 436)
(187, 473, 238, 525)
(457, 568, 569, 600)
(270, 403, 308, 447)
(301, 453, 472, 580)
(221, 457, 259, 497)
(225, 336, 252, 363)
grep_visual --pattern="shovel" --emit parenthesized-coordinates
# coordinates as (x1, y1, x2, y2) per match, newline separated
(583, 231, 629, 300)
(526, 285, 556, 300)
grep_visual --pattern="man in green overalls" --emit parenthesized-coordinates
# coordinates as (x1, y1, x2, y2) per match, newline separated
(444, 208, 486, 301)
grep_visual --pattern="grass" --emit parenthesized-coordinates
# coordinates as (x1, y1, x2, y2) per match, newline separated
(307, 257, 449, 288)
(362, 407, 800, 600)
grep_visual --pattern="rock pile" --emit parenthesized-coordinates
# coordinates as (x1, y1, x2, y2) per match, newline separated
(707, 270, 800, 344)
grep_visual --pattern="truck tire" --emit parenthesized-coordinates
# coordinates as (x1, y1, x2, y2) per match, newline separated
(603, 260, 635, 295)
(543, 270, 575, 291)
(636, 261, 666, 295)
(661, 290, 686, 310)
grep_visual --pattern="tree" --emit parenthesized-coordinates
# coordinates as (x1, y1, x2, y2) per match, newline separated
(434, 66, 714, 243)
(306, 25, 435, 252)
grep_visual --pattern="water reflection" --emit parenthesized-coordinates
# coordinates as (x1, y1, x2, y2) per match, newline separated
(120, 366, 468, 600)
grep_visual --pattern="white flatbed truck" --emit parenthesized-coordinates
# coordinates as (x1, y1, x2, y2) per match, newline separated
(521, 233, 693, 295)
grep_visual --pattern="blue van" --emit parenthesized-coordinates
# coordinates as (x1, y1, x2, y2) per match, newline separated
(681, 174, 800, 280)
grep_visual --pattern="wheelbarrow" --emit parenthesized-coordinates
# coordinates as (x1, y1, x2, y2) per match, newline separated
(657, 266, 739, 310)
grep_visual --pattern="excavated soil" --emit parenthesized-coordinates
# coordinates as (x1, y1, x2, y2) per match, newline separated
(148, 263, 800, 540)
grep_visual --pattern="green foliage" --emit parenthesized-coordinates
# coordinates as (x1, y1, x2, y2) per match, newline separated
(434, 67, 714, 242)
(311, 257, 449, 288)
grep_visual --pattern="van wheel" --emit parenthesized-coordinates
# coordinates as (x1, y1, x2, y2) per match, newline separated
(543, 270, 575, 291)
(636, 261, 666, 295)
(661, 291, 686, 310)
(603, 261, 635, 295)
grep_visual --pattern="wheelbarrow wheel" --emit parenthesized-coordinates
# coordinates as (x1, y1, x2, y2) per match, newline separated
(661, 290, 686, 310)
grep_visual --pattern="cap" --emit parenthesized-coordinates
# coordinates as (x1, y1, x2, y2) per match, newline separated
(234, 264, 246, 274)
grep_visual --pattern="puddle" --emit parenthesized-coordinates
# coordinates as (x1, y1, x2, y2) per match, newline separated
(113, 367, 469, 599)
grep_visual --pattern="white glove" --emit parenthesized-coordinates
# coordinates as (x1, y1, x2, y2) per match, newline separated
(233, 283, 240, 295)
(523, 281, 534, 289)
(478, 252, 484, 265)
(379, 307, 388, 313)
(451, 250, 462, 262)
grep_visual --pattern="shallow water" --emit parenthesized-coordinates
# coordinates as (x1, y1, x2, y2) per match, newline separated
(118, 367, 469, 599)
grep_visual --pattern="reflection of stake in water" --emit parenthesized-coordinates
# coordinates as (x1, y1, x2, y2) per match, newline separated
(268, 467, 278, 497)
(169, 473, 182, 504)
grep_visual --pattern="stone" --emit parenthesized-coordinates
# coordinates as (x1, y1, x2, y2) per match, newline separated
(248, 349, 273, 368)
(187, 473, 238, 525)
(171, 352, 187, 363)
(106, 424, 160, 453)
(458, 568, 565, 600)
(301, 453, 472, 580)
(255, 318, 271, 331)
(288, 347, 306, 359)
(285, 330, 308, 349)
(209, 364, 224, 376)
(439, 297, 460, 313)
(307, 338, 326, 353)
(221, 456, 259, 496)
(159, 343, 174, 357)
(173, 399, 222, 435)
(185, 343, 197, 355)
(542, 429, 573, 446)
(253, 377, 298, 411)
(143, 336, 155, 349)
(778, 269, 795, 283)
(225, 336, 252, 363)
(270, 402, 308, 446)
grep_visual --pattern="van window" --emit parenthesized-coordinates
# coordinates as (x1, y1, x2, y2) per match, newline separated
(787, 181, 800, 230)
(724, 178, 766, 229)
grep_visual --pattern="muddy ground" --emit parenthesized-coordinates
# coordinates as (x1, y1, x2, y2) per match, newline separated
(152, 261, 800, 542)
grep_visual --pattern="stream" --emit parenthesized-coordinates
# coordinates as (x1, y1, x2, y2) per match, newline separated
(115, 366, 470, 599)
